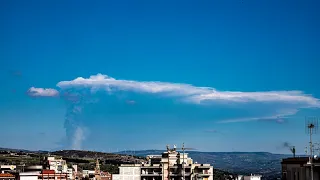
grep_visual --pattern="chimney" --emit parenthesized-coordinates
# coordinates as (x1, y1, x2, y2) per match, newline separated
(292, 146, 296, 158)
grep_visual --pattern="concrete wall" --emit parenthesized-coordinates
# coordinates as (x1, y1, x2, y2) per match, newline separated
(19, 174, 38, 180)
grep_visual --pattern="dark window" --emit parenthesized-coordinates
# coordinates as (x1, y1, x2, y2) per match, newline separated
(282, 172, 287, 180)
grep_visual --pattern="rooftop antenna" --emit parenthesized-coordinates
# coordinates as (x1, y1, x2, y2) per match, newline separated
(305, 147, 308, 156)
(306, 116, 319, 180)
(182, 143, 186, 180)
(177, 143, 196, 180)
(314, 143, 320, 156)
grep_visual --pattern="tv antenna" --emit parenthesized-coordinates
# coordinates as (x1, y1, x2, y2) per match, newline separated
(314, 143, 320, 156)
(180, 143, 196, 180)
(305, 116, 319, 180)
(166, 144, 196, 180)
(178, 143, 196, 180)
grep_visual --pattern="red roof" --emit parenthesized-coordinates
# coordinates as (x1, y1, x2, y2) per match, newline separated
(42, 170, 55, 174)
(0, 174, 15, 177)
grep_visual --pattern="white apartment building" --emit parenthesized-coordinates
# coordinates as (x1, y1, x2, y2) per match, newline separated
(113, 165, 141, 180)
(113, 146, 213, 180)
(82, 170, 96, 180)
(0, 165, 16, 173)
(67, 168, 73, 180)
(43, 157, 68, 173)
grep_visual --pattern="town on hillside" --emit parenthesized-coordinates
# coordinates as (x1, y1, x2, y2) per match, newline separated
(0, 145, 264, 180)
(1, 143, 320, 180)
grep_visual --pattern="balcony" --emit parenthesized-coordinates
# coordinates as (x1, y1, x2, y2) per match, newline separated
(181, 172, 192, 176)
(141, 166, 162, 169)
(196, 165, 211, 169)
(169, 173, 180, 176)
(196, 173, 211, 177)
(141, 172, 162, 176)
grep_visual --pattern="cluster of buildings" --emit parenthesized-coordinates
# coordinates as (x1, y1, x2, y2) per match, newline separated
(0, 145, 262, 180)
(0, 156, 111, 180)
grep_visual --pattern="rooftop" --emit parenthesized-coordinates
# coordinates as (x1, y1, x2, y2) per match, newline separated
(19, 172, 40, 176)
(281, 157, 320, 164)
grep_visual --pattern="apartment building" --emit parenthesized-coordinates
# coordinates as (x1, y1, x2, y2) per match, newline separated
(113, 146, 213, 180)
(281, 157, 320, 180)
(43, 157, 68, 174)
(42, 156, 74, 180)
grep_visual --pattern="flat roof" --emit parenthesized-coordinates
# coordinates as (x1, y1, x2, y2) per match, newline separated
(19, 172, 40, 176)
(281, 157, 320, 164)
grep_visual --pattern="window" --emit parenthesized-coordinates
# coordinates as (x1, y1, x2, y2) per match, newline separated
(282, 172, 287, 180)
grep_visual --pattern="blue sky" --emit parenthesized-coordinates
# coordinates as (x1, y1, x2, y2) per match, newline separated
(1, 0, 320, 154)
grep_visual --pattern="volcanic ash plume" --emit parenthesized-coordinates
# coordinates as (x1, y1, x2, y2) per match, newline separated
(72, 126, 85, 150)
(283, 142, 295, 153)
(63, 91, 87, 150)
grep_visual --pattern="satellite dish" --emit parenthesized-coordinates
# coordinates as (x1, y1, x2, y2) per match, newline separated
(314, 155, 318, 160)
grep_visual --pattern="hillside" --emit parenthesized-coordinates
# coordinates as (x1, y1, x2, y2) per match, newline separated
(0, 148, 146, 174)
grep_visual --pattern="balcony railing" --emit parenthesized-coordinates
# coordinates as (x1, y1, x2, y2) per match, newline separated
(169, 173, 192, 176)
(196, 173, 211, 176)
(141, 173, 162, 176)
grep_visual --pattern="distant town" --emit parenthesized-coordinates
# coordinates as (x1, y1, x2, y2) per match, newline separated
(0, 143, 320, 180)
(0, 145, 262, 180)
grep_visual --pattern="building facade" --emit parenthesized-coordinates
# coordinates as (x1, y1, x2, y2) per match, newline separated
(39, 170, 68, 180)
(113, 165, 140, 180)
(18, 172, 39, 180)
(101, 172, 112, 180)
(281, 157, 320, 180)
(43, 157, 68, 174)
(113, 146, 213, 180)
(0, 166, 16, 174)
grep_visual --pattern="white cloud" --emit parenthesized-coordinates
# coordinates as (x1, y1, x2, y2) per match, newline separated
(57, 74, 211, 96)
(216, 109, 297, 123)
(25, 73, 318, 123)
(57, 73, 320, 106)
(217, 116, 283, 123)
(27, 87, 59, 97)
